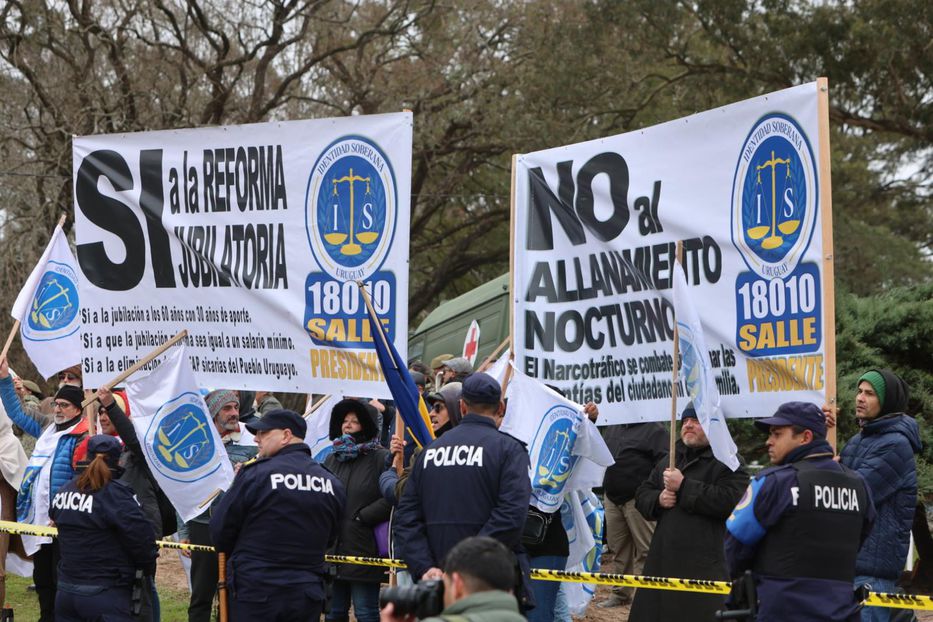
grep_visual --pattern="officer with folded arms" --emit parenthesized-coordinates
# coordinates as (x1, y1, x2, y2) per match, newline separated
(50, 434, 158, 621)
(210, 409, 347, 621)
(724, 402, 876, 622)
(393, 373, 531, 605)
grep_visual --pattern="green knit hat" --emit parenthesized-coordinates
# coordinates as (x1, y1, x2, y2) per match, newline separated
(858, 370, 886, 407)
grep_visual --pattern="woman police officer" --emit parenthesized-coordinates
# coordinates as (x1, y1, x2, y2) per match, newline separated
(49, 434, 159, 621)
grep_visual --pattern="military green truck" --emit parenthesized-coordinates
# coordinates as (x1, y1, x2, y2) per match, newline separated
(407, 274, 510, 369)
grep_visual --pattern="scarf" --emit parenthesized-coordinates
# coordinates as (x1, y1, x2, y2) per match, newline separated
(332, 434, 381, 462)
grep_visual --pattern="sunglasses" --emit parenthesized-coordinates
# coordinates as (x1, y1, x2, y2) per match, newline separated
(431, 402, 445, 413)
(58, 372, 80, 381)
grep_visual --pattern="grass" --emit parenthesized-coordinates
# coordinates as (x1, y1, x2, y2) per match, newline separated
(4, 573, 194, 621)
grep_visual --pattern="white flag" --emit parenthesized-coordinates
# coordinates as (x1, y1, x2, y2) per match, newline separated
(11, 225, 81, 378)
(673, 262, 740, 471)
(501, 367, 613, 513)
(303, 394, 340, 462)
(125, 345, 234, 522)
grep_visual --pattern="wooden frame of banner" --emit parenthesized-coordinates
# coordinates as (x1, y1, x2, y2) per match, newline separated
(507, 154, 518, 376)
(477, 336, 511, 373)
(816, 77, 838, 451)
(669, 242, 684, 469)
(0, 214, 68, 361)
(81, 329, 189, 408)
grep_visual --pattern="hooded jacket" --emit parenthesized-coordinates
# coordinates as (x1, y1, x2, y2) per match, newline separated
(324, 400, 392, 583)
(840, 369, 921, 579)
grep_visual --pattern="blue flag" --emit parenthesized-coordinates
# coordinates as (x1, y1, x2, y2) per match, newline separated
(364, 307, 435, 448)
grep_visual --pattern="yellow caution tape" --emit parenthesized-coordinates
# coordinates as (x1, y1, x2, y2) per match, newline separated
(0, 520, 928, 609)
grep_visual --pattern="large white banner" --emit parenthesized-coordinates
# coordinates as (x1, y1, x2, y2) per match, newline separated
(74, 113, 412, 396)
(512, 83, 829, 424)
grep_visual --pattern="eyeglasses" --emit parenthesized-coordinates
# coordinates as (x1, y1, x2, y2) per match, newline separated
(431, 402, 444, 413)
(58, 372, 80, 382)
(54, 401, 75, 410)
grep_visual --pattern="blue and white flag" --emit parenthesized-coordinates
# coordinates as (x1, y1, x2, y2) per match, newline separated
(501, 368, 613, 513)
(562, 490, 605, 616)
(673, 261, 740, 471)
(125, 345, 234, 522)
(11, 225, 81, 378)
(500, 368, 612, 613)
(304, 394, 340, 463)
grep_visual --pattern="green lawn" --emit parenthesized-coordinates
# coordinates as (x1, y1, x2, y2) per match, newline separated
(4, 574, 193, 621)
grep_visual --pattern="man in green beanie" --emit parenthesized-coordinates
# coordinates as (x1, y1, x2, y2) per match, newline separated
(838, 369, 920, 622)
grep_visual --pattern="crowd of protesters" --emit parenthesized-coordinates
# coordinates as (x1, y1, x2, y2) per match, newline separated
(0, 348, 920, 622)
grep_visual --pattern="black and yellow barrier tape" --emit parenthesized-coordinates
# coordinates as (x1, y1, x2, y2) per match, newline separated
(0, 521, 927, 609)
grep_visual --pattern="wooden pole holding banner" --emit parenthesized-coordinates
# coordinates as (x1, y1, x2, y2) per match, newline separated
(0, 214, 68, 362)
(477, 336, 511, 373)
(81, 329, 189, 408)
(507, 155, 518, 385)
(217, 552, 229, 622)
(669, 241, 684, 470)
(303, 394, 332, 418)
(356, 282, 407, 475)
(816, 77, 838, 452)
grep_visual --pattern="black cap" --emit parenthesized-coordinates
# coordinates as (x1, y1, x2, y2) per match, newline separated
(55, 385, 84, 410)
(245, 409, 307, 439)
(410, 371, 426, 388)
(461, 373, 502, 405)
(680, 402, 698, 420)
(754, 401, 826, 437)
(87, 434, 122, 468)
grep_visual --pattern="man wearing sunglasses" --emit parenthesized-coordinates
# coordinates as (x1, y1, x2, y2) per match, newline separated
(0, 357, 90, 622)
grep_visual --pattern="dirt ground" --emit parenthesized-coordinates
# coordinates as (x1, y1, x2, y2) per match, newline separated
(157, 552, 933, 621)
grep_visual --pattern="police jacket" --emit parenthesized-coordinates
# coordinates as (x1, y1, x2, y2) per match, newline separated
(49, 476, 158, 588)
(209, 443, 346, 600)
(725, 440, 876, 622)
(393, 413, 531, 580)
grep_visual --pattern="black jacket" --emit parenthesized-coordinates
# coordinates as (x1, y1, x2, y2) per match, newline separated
(210, 443, 346, 600)
(324, 448, 393, 582)
(601, 423, 668, 505)
(629, 440, 749, 622)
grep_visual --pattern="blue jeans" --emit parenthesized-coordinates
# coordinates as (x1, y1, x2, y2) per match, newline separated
(527, 555, 568, 622)
(855, 575, 897, 622)
(554, 584, 572, 621)
(327, 579, 380, 622)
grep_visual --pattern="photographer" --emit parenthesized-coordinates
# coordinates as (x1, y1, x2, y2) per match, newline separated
(380, 537, 524, 622)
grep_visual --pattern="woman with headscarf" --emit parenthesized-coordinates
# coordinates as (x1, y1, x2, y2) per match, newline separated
(324, 400, 393, 622)
(49, 434, 158, 621)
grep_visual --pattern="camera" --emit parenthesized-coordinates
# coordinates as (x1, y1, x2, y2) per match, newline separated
(379, 580, 445, 618)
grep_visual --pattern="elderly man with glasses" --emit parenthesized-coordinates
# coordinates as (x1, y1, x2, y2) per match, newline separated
(0, 357, 90, 622)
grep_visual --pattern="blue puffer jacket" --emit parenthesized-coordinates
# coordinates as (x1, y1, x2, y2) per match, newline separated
(841, 413, 920, 579)
(0, 376, 89, 503)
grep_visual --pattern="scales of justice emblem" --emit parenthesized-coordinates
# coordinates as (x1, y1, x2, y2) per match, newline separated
(28, 265, 79, 334)
(732, 113, 818, 279)
(307, 136, 397, 282)
(147, 397, 217, 480)
(531, 405, 580, 508)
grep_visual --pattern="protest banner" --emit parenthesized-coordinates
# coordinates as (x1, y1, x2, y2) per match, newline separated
(511, 80, 835, 424)
(73, 113, 412, 397)
(124, 344, 235, 522)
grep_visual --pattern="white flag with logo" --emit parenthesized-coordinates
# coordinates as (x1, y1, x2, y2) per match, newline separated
(11, 225, 82, 378)
(673, 261, 740, 471)
(125, 345, 234, 522)
(501, 367, 613, 512)
(304, 394, 340, 463)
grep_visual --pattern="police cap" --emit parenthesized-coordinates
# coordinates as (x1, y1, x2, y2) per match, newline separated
(87, 434, 123, 468)
(754, 401, 826, 438)
(246, 409, 307, 439)
(461, 373, 501, 405)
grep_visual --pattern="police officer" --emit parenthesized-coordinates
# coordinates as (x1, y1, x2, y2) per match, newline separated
(393, 373, 531, 584)
(724, 402, 876, 622)
(209, 409, 346, 621)
(49, 435, 158, 621)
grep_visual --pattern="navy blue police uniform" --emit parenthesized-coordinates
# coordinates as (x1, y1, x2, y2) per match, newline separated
(394, 373, 532, 581)
(210, 410, 347, 622)
(49, 435, 158, 622)
(725, 403, 876, 622)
